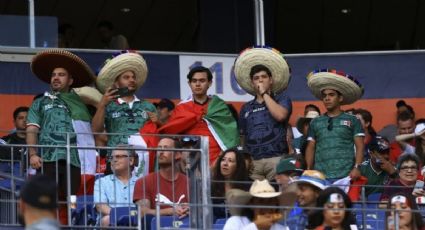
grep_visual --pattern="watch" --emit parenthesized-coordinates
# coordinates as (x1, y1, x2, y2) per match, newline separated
(353, 164, 360, 169)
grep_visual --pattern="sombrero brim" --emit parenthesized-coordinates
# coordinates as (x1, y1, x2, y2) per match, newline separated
(251, 191, 282, 198)
(96, 53, 148, 93)
(226, 189, 252, 216)
(307, 71, 364, 105)
(234, 47, 290, 95)
(31, 49, 95, 88)
(74, 86, 102, 107)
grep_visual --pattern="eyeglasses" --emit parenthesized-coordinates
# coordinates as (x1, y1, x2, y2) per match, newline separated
(400, 166, 418, 171)
(327, 117, 333, 131)
(108, 154, 130, 160)
(125, 109, 135, 123)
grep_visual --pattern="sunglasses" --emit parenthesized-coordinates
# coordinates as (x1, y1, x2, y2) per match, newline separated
(327, 117, 333, 131)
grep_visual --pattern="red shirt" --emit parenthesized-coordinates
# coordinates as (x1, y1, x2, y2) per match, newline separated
(133, 172, 189, 209)
(389, 139, 416, 164)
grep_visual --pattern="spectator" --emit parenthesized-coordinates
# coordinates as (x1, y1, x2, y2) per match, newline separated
(26, 49, 96, 224)
(381, 154, 421, 202)
(0, 106, 29, 174)
(94, 145, 138, 227)
(389, 111, 416, 164)
(274, 157, 304, 191)
(58, 23, 77, 48)
(379, 100, 415, 143)
(92, 51, 156, 177)
(292, 104, 321, 140)
(293, 111, 319, 155)
(148, 66, 239, 165)
(226, 179, 288, 230)
(396, 121, 425, 166)
(211, 146, 251, 220)
(360, 136, 398, 197)
(18, 175, 60, 230)
(305, 69, 364, 182)
(235, 47, 292, 181)
(285, 170, 328, 230)
(354, 108, 377, 160)
(96, 20, 129, 50)
(307, 187, 356, 230)
(386, 193, 424, 230)
(154, 98, 175, 125)
(133, 137, 189, 229)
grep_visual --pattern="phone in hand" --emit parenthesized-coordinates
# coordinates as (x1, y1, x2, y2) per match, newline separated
(413, 180, 425, 194)
(111, 87, 130, 97)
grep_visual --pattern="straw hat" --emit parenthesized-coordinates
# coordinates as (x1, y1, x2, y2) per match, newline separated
(296, 111, 320, 133)
(249, 179, 281, 198)
(73, 86, 102, 107)
(293, 170, 329, 190)
(307, 69, 364, 105)
(96, 51, 148, 93)
(234, 46, 291, 95)
(31, 49, 95, 88)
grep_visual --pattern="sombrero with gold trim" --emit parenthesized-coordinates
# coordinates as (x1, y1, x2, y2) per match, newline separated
(74, 86, 102, 107)
(31, 49, 95, 88)
(234, 46, 291, 95)
(96, 50, 148, 93)
(307, 69, 364, 105)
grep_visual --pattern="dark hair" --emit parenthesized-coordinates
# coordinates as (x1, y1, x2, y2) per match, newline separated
(396, 100, 407, 108)
(211, 148, 250, 198)
(187, 66, 213, 81)
(405, 105, 416, 118)
(304, 104, 321, 115)
(158, 136, 182, 149)
(397, 111, 414, 123)
(97, 20, 114, 30)
(354, 108, 377, 136)
(58, 23, 74, 35)
(386, 193, 424, 230)
(13, 106, 29, 120)
(308, 187, 355, 230)
(249, 64, 272, 79)
(396, 153, 420, 171)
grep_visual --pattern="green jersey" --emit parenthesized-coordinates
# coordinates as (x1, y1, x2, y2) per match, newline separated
(360, 160, 389, 196)
(308, 112, 364, 179)
(104, 97, 156, 151)
(27, 93, 80, 167)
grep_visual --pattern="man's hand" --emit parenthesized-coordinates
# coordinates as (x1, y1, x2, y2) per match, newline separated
(372, 152, 396, 175)
(256, 84, 267, 97)
(147, 111, 159, 124)
(30, 155, 42, 169)
(175, 204, 189, 219)
(349, 167, 361, 181)
(99, 87, 119, 108)
(254, 213, 277, 230)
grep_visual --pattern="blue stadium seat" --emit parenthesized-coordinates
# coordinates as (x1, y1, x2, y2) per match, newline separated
(109, 206, 138, 226)
(212, 223, 225, 229)
(71, 195, 96, 226)
(215, 218, 227, 225)
(150, 216, 189, 230)
(367, 193, 382, 202)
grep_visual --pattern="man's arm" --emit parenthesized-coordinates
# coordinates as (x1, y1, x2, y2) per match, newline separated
(92, 88, 117, 133)
(136, 199, 175, 216)
(305, 140, 315, 170)
(26, 125, 42, 169)
(95, 203, 111, 216)
(349, 136, 365, 180)
(262, 94, 289, 122)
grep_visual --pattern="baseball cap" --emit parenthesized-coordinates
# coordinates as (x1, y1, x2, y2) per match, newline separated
(276, 157, 303, 175)
(19, 175, 58, 210)
(368, 136, 390, 154)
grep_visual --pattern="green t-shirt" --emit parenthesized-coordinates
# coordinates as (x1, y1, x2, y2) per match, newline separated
(360, 160, 389, 196)
(308, 112, 364, 179)
(104, 99, 156, 152)
(27, 94, 80, 167)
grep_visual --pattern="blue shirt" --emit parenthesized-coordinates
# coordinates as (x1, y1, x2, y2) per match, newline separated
(239, 92, 292, 159)
(284, 204, 308, 230)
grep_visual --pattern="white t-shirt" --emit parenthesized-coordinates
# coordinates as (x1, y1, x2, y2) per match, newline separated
(223, 216, 289, 230)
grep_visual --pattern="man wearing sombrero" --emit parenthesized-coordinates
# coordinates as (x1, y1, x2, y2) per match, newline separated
(26, 49, 97, 224)
(305, 69, 365, 182)
(234, 47, 292, 181)
(92, 51, 156, 177)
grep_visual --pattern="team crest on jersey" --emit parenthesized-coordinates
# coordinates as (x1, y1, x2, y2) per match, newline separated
(340, 120, 352, 127)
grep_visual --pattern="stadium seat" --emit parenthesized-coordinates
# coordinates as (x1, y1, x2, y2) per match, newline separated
(367, 193, 382, 202)
(71, 195, 96, 226)
(150, 216, 189, 230)
(215, 218, 227, 225)
(109, 206, 138, 226)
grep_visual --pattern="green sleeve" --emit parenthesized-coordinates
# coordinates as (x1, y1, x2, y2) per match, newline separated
(27, 98, 42, 126)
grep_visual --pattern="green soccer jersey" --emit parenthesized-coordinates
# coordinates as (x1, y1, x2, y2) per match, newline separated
(360, 160, 389, 196)
(27, 94, 80, 167)
(104, 98, 156, 151)
(307, 112, 364, 179)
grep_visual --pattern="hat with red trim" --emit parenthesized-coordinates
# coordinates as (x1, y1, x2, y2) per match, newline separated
(307, 69, 364, 105)
(234, 46, 291, 95)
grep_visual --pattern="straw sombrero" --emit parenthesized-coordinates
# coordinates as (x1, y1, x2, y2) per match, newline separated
(74, 86, 102, 107)
(307, 69, 364, 105)
(31, 49, 95, 88)
(234, 46, 290, 95)
(96, 51, 148, 93)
